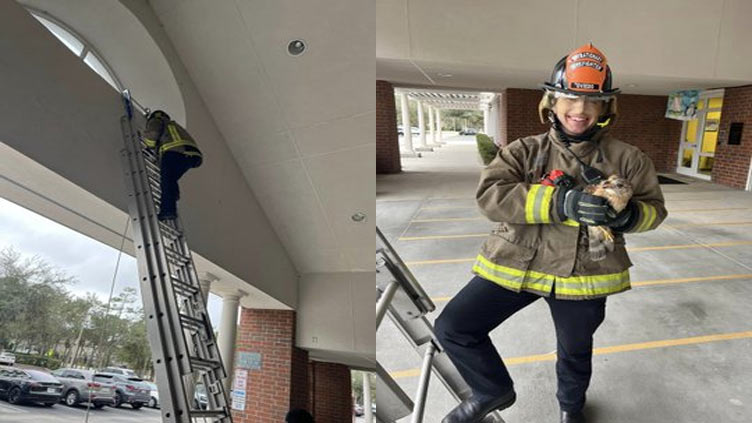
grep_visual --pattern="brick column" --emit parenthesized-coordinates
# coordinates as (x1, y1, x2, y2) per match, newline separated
(232, 308, 310, 423)
(713, 85, 752, 189)
(309, 361, 353, 422)
(377, 80, 401, 173)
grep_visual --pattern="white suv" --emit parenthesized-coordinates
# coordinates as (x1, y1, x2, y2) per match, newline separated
(0, 351, 15, 366)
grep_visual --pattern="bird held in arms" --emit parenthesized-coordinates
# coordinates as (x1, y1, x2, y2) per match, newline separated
(583, 175, 634, 261)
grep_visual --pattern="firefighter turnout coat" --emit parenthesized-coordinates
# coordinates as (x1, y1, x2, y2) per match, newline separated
(473, 127, 667, 300)
(143, 117, 203, 162)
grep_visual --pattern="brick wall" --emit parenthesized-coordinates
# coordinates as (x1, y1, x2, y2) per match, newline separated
(377, 80, 401, 173)
(309, 361, 353, 422)
(610, 94, 682, 173)
(713, 85, 752, 189)
(500, 88, 682, 173)
(233, 309, 295, 423)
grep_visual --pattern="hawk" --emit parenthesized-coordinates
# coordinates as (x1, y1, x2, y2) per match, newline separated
(583, 174, 634, 261)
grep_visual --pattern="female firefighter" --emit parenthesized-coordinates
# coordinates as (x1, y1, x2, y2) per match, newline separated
(434, 44, 667, 423)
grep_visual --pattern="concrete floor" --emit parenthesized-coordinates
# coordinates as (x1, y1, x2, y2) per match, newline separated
(376, 134, 752, 423)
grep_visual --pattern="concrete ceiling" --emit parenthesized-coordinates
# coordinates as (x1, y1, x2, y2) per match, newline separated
(378, 0, 752, 95)
(150, 0, 375, 274)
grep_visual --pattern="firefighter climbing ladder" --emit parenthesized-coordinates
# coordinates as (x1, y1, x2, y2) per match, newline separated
(119, 90, 232, 423)
(376, 227, 504, 423)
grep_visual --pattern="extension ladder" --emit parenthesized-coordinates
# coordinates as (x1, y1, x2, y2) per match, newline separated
(119, 91, 232, 423)
(376, 227, 504, 423)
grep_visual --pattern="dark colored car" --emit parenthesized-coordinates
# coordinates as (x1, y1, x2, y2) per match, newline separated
(459, 128, 478, 135)
(0, 366, 63, 406)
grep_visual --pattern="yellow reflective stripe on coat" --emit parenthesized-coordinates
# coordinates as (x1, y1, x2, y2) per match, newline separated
(158, 124, 198, 155)
(634, 201, 658, 232)
(143, 138, 157, 148)
(525, 184, 555, 224)
(473, 254, 631, 297)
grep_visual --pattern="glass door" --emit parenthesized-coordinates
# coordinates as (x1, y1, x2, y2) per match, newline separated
(677, 90, 723, 180)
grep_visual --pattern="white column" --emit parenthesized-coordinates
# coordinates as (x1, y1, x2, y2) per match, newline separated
(428, 105, 436, 145)
(198, 272, 217, 304)
(416, 101, 428, 149)
(399, 93, 415, 154)
(218, 293, 241, 393)
(363, 371, 373, 423)
(436, 109, 444, 144)
(483, 106, 490, 136)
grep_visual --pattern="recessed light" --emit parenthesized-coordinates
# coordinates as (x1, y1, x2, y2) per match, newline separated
(437, 73, 453, 78)
(351, 212, 367, 223)
(287, 39, 306, 56)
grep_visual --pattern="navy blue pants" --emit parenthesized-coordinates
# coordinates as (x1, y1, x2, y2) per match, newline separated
(434, 276, 606, 413)
(159, 151, 201, 216)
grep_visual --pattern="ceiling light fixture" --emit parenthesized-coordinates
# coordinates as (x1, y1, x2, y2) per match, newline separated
(287, 39, 306, 56)
(351, 212, 367, 223)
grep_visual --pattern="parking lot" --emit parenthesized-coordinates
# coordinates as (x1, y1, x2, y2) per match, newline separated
(0, 401, 162, 423)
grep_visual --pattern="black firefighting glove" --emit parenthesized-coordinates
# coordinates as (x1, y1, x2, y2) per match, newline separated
(605, 201, 639, 232)
(557, 188, 611, 225)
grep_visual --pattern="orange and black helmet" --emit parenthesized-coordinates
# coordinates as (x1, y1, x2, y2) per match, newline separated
(541, 43, 619, 97)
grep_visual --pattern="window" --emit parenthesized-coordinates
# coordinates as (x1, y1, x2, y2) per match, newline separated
(28, 9, 122, 91)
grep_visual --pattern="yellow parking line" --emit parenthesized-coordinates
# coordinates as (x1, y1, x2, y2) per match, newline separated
(404, 241, 752, 266)
(632, 273, 752, 286)
(670, 207, 750, 213)
(627, 240, 752, 252)
(388, 330, 752, 379)
(429, 274, 752, 303)
(665, 221, 752, 228)
(399, 233, 487, 241)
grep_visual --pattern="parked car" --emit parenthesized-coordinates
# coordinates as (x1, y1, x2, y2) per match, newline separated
(194, 383, 208, 410)
(50, 368, 116, 409)
(0, 366, 63, 406)
(397, 126, 421, 136)
(99, 367, 138, 378)
(459, 128, 478, 135)
(145, 381, 159, 408)
(0, 352, 15, 366)
(99, 373, 151, 409)
(354, 403, 364, 416)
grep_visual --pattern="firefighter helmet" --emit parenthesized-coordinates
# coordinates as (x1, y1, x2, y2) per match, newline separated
(541, 43, 619, 97)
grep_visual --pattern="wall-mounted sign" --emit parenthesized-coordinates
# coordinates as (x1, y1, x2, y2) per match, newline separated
(666, 90, 699, 121)
(236, 351, 262, 370)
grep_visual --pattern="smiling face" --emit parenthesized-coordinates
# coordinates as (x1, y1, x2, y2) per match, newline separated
(552, 96, 605, 136)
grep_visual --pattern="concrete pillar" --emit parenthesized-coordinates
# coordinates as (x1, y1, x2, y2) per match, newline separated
(428, 105, 436, 145)
(198, 272, 217, 304)
(363, 371, 373, 423)
(415, 101, 432, 152)
(399, 93, 415, 155)
(218, 292, 241, 393)
(483, 106, 490, 136)
(436, 108, 444, 144)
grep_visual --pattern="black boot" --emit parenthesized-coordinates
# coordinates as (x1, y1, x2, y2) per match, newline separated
(441, 390, 516, 423)
(560, 410, 586, 423)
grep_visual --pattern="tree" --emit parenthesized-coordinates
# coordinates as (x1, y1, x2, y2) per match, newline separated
(351, 371, 375, 406)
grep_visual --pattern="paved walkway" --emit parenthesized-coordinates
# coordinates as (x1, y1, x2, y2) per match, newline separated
(376, 134, 752, 423)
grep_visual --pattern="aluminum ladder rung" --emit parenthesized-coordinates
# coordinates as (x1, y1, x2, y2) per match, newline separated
(159, 221, 183, 239)
(179, 313, 207, 331)
(190, 409, 231, 418)
(190, 356, 222, 371)
(170, 276, 200, 296)
(164, 246, 191, 263)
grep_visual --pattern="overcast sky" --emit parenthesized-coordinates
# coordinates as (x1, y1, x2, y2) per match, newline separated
(0, 196, 222, 328)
